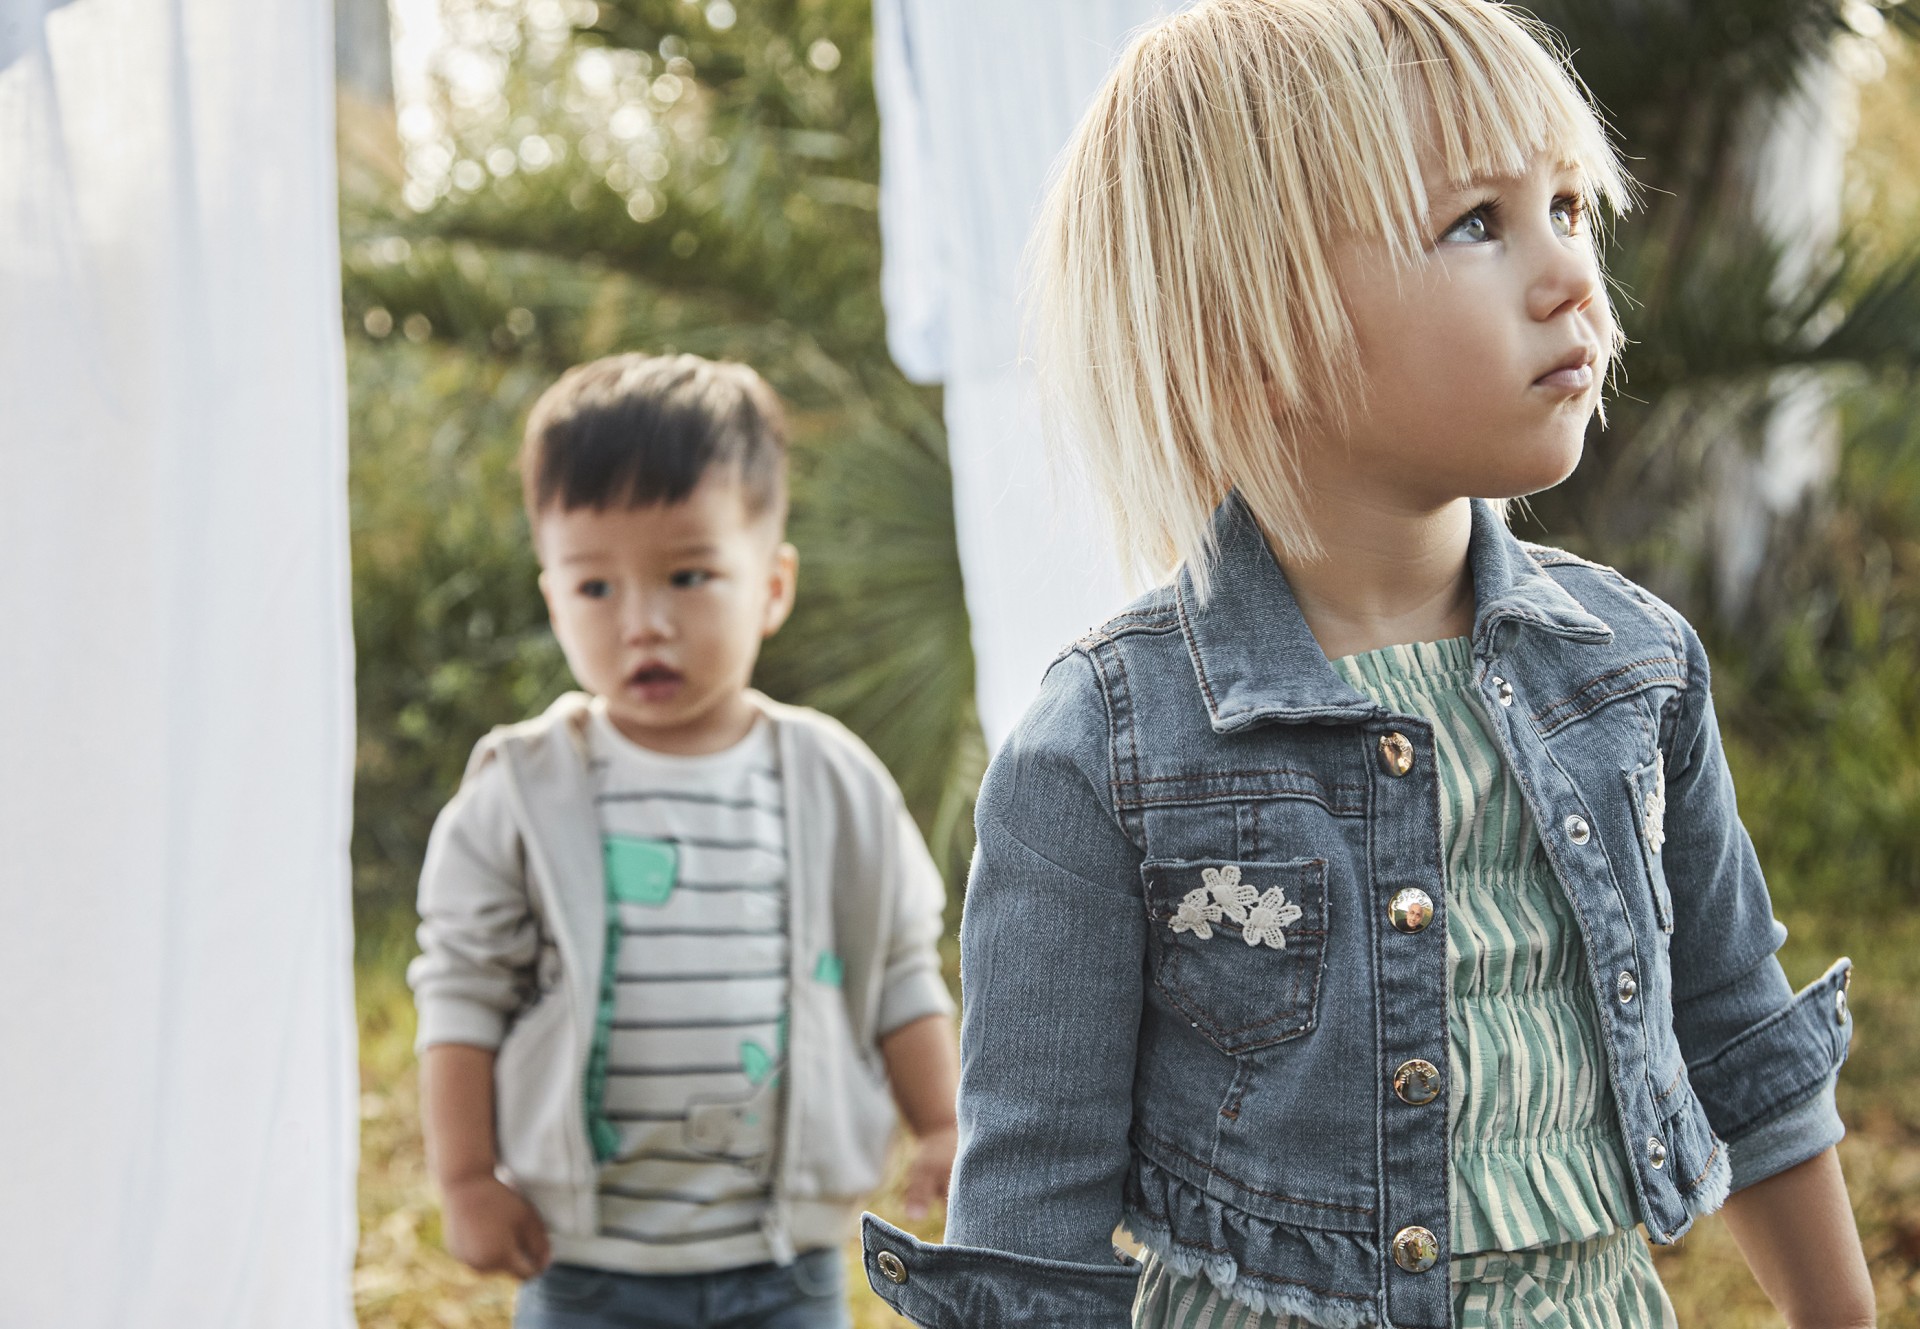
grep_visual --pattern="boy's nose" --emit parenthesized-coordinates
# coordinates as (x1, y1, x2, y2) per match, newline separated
(624, 597, 673, 642)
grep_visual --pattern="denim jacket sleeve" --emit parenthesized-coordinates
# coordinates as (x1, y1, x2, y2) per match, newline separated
(864, 649, 1144, 1326)
(1660, 617, 1851, 1192)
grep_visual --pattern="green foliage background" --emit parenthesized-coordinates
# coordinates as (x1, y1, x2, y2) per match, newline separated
(346, 0, 1920, 932)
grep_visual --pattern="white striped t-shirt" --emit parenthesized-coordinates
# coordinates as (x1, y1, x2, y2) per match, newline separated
(558, 698, 790, 1275)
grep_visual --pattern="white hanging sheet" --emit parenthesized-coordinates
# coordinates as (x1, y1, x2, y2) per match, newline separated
(874, 0, 1187, 748)
(0, 2, 358, 1325)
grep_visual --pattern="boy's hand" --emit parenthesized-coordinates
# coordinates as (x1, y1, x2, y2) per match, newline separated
(901, 1124, 958, 1222)
(441, 1173, 552, 1280)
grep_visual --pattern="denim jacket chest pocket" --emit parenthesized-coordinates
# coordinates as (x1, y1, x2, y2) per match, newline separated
(1142, 856, 1330, 1054)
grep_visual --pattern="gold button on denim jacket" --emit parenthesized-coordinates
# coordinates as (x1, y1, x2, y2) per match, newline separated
(862, 494, 1853, 1329)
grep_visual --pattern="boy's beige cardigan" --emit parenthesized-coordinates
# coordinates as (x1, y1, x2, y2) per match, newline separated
(408, 690, 955, 1263)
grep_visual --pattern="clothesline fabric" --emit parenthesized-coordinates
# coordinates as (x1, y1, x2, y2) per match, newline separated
(873, 0, 1186, 748)
(0, 1, 358, 1325)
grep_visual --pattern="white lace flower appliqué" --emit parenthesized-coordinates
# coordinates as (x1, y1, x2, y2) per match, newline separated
(1169, 887, 1224, 939)
(1642, 759, 1667, 855)
(1170, 866, 1300, 946)
(1202, 864, 1257, 925)
(1242, 887, 1305, 949)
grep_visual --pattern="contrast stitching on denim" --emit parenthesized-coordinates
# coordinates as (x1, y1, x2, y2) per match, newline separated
(1175, 588, 1225, 719)
(1134, 1126, 1375, 1215)
(1066, 610, 1179, 661)
(1119, 790, 1366, 816)
(1117, 767, 1363, 792)
(1682, 1139, 1721, 1191)
(1531, 657, 1686, 730)
(1076, 644, 1144, 852)
(1654, 1064, 1685, 1105)
(1100, 607, 1179, 630)
(1085, 644, 1121, 797)
(1115, 767, 1365, 807)
(1106, 638, 1145, 787)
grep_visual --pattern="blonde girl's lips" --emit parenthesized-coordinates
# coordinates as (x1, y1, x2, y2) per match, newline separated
(1533, 363, 1594, 393)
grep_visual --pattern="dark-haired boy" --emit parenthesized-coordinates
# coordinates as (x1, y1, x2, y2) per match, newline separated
(409, 353, 959, 1327)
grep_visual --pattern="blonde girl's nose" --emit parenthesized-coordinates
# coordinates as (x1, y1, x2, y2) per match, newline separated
(1530, 237, 1603, 324)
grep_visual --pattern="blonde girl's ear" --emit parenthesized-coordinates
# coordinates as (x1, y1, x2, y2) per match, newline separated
(762, 541, 799, 637)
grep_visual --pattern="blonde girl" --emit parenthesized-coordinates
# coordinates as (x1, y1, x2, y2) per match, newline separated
(860, 1, 1874, 1325)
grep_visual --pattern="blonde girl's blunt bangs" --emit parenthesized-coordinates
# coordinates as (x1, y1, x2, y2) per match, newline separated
(1028, 0, 1630, 599)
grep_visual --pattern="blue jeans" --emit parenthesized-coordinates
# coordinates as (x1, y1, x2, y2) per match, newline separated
(513, 1249, 849, 1329)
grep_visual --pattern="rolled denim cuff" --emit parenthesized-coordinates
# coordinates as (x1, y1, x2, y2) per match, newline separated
(860, 1213, 1140, 1329)
(1689, 957, 1852, 1143)
(1726, 1072, 1845, 1193)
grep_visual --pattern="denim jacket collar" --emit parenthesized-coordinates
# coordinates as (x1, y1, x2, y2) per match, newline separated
(1176, 492, 1614, 731)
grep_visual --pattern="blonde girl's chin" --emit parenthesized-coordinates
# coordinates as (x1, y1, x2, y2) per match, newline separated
(1478, 443, 1585, 504)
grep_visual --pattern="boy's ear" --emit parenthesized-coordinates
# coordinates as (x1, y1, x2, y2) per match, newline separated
(536, 567, 558, 622)
(762, 541, 799, 637)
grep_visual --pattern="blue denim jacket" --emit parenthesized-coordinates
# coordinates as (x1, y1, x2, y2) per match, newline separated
(862, 495, 1853, 1329)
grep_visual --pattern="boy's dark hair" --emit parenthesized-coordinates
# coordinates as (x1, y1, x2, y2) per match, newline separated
(520, 352, 789, 524)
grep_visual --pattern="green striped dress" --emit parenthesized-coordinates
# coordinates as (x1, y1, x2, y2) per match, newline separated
(1132, 637, 1679, 1329)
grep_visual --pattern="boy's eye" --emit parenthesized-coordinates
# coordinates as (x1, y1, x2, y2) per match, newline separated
(1551, 194, 1587, 238)
(671, 569, 714, 589)
(577, 578, 611, 599)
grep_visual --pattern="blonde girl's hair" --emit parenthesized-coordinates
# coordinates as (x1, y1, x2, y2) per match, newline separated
(1027, 0, 1632, 597)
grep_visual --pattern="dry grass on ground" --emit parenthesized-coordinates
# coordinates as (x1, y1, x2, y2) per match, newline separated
(357, 912, 1920, 1328)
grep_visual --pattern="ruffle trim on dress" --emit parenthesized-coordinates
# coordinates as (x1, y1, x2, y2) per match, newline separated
(1452, 1130, 1642, 1251)
(1123, 1151, 1381, 1329)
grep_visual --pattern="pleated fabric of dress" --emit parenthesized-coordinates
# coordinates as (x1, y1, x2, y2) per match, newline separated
(1133, 636, 1678, 1329)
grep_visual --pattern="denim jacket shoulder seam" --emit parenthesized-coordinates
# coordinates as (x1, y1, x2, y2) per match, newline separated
(1050, 641, 1141, 851)
(1088, 636, 1141, 794)
(1047, 609, 1179, 668)
(1527, 545, 1697, 757)
(1525, 542, 1688, 658)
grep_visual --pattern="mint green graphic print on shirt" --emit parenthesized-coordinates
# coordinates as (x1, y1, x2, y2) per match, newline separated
(604, 836, 679, 905)
(586, 836, 680, 1161)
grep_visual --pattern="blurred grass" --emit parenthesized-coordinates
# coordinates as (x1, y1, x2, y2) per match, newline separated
(356, 906, 1920, 1327)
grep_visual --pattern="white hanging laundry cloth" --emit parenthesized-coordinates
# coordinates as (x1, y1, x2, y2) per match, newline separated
(873, 0, 1189, 749)
(0, 2, 358, 1326)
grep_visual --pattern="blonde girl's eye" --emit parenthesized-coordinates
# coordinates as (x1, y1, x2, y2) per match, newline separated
(1440, 204, 1494, 246)
(578, 578, 611, 600)
(1551, 194, 1588, 238)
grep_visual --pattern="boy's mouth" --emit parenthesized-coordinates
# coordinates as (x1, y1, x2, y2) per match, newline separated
(625, 662, 684, 701)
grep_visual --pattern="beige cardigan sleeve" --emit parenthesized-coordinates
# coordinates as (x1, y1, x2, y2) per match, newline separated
(874, 790, 957, 1038)
(407, 748, 542, 1052)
